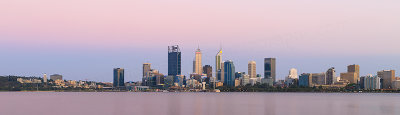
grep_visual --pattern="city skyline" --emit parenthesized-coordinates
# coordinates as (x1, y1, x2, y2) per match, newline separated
(1, 0, 400, 82)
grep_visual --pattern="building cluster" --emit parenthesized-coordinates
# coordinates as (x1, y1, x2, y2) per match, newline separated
(110, 45, 400, 91)
(17, 74, 108, 89)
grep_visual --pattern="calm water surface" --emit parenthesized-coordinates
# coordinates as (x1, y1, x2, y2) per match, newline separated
(0, 92, 399, 115)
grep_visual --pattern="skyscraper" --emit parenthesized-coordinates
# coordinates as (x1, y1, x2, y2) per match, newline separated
(113, 68, 125, 88)
(340, 64, 360, 84)
(215, 49, 224, 82)
(143, 63, 151, 78)
(326, 67, 336, 85)
(224, 60, 235, 87)
(168, 45, 181, 76)
(193, 47, 202, 74)
(378, 70, 395, 89)
(264, 58, 276, 82)
(348, 64, 360, 78)
(248, 61, 256, 78)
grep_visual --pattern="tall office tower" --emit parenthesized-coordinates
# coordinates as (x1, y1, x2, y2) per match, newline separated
(215, 49, 223, 81)
(43, 74, 47, 83)
(288, 68, 298, 79)
(248, 61, 256, 78)
(377, 70, 395, 89)
(326, 67, 336, 85)
(203, 65, 212, 78)
(224, 60, 235, 87)
(113, 68, 125, 88)
(143, 63, 151, 78)
(348, 64, 360, 78)
(264, 58, 276, 82)
(193, 47, 203, 74)
(168, 45, 181, 76)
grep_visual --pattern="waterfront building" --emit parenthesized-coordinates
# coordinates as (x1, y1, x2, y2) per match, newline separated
(224, 60, 235, 87)
(392, 80, 400, 90)
(264, 58, 276, 82)
(168, 45, 181, 76)
(193, 47, 203, 74)
(326, 67, 335, 85)
(299, 73, 312, 87)
(50, 74, 63, 81)
(360, 74, 381, 90)
(248, 61, 256, 78)
(241, 74, 250, 86)
(378, 70, 395, 89)
(261, 78, 274, 86)
(235, 79, 240, 87)
(113, 68, 125, 88)
(311, 73, 326, 85)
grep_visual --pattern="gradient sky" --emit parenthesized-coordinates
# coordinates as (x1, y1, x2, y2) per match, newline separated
(1, 0, 400, 82)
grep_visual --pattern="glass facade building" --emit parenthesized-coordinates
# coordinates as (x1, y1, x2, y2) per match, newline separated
(113, 68, 125, 87)
(168, 45, 181, 76)
(224, 60, 235, 87)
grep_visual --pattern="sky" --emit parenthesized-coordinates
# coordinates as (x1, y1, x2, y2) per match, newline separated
(1, 0, 400, 82)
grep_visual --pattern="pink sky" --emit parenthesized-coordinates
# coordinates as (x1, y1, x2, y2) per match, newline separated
(0, 0, 399, 81)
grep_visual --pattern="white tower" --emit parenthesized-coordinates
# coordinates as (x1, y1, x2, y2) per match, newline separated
(43, 73, 48, 83)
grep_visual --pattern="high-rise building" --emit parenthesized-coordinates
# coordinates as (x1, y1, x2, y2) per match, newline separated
(264, 58, 276, 82)
(326, 67, 336, 85)
(378, 70, 395, 89)
(215, 49, 223, 82)
(203, 65, 212, 78)
(248, 61, 256, 78)
(348, 64, 360, 75)
(224, 60, 235, 87)
(50, 74, 63, 81)
(215, 49, 223, 72)
(113, 68, 125, 88)
(143, 63, 151, 78)
(340, 64, 360, 84)
(193, 47, 202, 74)
(168, 45, 181, 76)
(43, 73, 47, 83)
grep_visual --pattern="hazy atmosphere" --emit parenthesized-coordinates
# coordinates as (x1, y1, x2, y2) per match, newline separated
(1, 0, 399, 82)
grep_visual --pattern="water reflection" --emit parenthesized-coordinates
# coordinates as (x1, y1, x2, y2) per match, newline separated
(0, 93, 399, 115)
